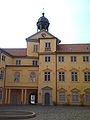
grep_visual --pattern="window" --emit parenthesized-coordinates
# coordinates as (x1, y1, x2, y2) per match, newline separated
(16, 60, 21, 65)
(59, 92, 65, 101)
(84, 72, 90, 81)
(72, 92, 79, 102)
(33, 45, 38, 52)
(0, 71, 4, 80)
(32, 60, 38, 66)
(45, 42, 51, 50)
(45, 56, 50, 62)
(87, 47, 90, 51)
(83, 56, 89, 62)
(85, 93, 90, 102)
(71, 72, 78, 81)
(0, 91, 2, 99)
(58, 56, 64, 62)
(44, 72, 50, 81)
(58, 72, 65, 81)
(2, 55, 6, 61)
(30, 72, 36, 82)
(0, 53, 1, 62)
(14, 72, 20, 82)
(71, 56, 76, 62)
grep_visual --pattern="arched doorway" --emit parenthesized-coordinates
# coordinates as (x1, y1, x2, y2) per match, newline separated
(44, 92, 50, 105)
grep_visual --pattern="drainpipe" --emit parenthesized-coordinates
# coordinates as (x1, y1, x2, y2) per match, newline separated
(55, 51, 57, 105)
(3, 67, 6, 104)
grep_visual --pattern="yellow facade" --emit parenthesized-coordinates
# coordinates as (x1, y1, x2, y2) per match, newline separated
(0, 13, 90, 105)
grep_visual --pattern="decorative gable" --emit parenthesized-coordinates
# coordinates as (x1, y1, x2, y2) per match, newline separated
(42, 86, 52, 90)
(26, 30, 58, 41)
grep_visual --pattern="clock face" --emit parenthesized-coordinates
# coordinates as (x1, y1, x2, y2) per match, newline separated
(41, 33, 46, 38)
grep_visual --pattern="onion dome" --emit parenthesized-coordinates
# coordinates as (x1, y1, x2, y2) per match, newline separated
(37, 13, 50, 31)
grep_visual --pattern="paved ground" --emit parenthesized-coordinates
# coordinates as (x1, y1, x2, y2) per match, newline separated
(0, 105, 90, 120)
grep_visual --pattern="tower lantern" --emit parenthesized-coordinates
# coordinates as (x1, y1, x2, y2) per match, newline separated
(37, 12, 50, 31)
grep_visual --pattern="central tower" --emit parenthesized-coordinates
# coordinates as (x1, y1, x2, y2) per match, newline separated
(37, 13, 50, 31)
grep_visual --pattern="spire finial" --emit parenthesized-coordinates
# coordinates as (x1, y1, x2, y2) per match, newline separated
(42, 8, 44, 16)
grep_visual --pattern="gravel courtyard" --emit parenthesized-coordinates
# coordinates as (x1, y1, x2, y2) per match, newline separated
(0, 105, 90, 120)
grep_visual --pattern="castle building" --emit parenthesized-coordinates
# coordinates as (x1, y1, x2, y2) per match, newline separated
(0, 13, 90, 105)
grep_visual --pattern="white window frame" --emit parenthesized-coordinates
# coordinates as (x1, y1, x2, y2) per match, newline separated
(16, 60, 21, 65)
(45, 42, 51, 49)
(71, 72, 78, 81)
(58, 72, 65, 81)
(71, 56, 76, 62)
(33, 45, 38, 52)
(32, 60, 38, 66)
(72, 92, 79, 102)
(58, 56, 64, 62)
(83, 56, 89, 62)
(44, 72, 50, 81)
(45, 56, 50, 62)
(84, 72, 90, 81)
(59, 92, 65, 102)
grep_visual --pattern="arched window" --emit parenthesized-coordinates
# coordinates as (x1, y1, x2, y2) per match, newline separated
(14, 72, 20, 82)
(30, 72, 36, 82)
(72, 92, 79, 102)
(0, 71, 4, 80)
(85, 93, 90, 102)
(59, 92, 66, 102)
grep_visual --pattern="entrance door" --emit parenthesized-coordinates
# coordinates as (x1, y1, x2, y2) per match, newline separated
(11, 95, 18, 104)
(44, 93, 50, 105)
(29, 93, 37, 104)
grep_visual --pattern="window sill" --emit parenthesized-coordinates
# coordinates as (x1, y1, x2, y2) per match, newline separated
(71, 81, 79, 83)
(83, 81, 90, 83)
(45, 48, 51, 51)
(58, 81, 65, 82)
(44, 81, 51, 82)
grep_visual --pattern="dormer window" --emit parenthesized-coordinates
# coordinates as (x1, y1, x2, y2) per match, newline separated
(45, 42, 51, 50)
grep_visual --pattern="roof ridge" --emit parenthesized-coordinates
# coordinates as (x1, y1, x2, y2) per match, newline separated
(3, 48, 26, 50)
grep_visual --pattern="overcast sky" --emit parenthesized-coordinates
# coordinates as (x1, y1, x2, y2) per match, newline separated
(0, 0, 90, 48)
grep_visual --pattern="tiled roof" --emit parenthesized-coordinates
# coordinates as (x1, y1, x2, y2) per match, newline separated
(57, 44, 90, 53)
(2, 44, 90, 57)
(3, 48, 27, 56)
